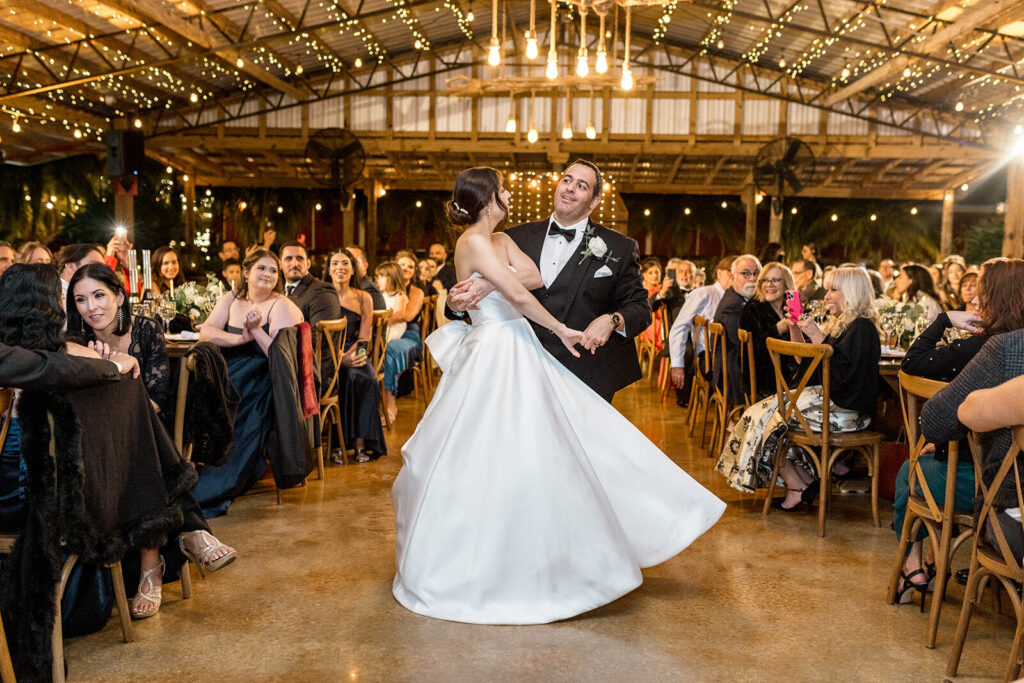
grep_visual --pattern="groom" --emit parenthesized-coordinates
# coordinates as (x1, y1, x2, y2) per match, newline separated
(448, 159, 650, 402)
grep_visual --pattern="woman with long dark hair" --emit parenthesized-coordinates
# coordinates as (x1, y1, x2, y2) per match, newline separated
(891, 263, 943, 322)
(150, 246, 186, 298)
(323, 247, 387, 463)
(0, 264, 208, 620)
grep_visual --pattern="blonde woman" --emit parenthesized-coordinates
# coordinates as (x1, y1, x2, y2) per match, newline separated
(16, 241, 52, 265)
(774, 267, 881, 511)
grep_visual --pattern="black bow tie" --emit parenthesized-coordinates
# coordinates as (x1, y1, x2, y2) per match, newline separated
(548, 223, 576, 241)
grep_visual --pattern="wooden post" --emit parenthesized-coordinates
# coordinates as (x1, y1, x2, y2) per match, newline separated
(1004, 157, 1024, 259)
(769, 200, 783, 244)
(367, 180, 380, 266)
(742, 184, 757, 254)
(184, 172, 196, 245)
(940, 190, 954, 257)
(342, 197, 355, 246)
(114, 190, 134, 243)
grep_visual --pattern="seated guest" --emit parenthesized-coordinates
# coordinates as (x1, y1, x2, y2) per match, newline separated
(739, 262, 798, 401)
(280, 241, 340, 328)
(640, 257, 665, 352)
(668, 257, 735, 406)
(194, 249, 304, 516)
(418, 257, 441, 294)
(430, 242, 456, 292)
(56, 243, 103, 300)
(150, 246, 186, 298)
(801, 242, 818, 263)
(103, 231, 134, 294)
(792, 259, 826, 302)
(712, 254, 761, 406)
(759, 242, 786, 265)
(375, 259, 424, 423)
(323, 248, 387, 463)
(0, 264, 232, 624)
(15, 241, 52, 266)
(221, 257, 242, 290)
(892, 258, 1024, 599)
(866, 269, 885, 299)
(0, 241, 14, 275)
(651, 258, 689, 324)
(719, 268, 879, 499)
(346, 244, 386, 310)
(956, 271, 978, 313)
(879, 258, 896, 291)
(939, 255, 966, 310)
(891, 263, 943, 323)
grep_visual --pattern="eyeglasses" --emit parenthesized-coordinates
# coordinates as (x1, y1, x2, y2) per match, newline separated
(737, 270, 759, 279)
(762, 278, 785, 285)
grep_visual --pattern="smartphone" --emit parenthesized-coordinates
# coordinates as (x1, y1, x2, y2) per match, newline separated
(785, 290, 803, 323)
(114, 226, 127, 238)
(355, 340, 370, 356)
(666, 268, 676, 282)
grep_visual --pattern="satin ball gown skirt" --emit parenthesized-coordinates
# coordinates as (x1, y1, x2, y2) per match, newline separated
(392, 291, 726, 625)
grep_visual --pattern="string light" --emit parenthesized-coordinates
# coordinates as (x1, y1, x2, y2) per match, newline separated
(910, 207, 918, 215)
(831, 213, 838, 221)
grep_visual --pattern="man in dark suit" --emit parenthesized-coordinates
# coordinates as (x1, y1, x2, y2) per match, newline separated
(793, 259, 826, 302)
(712, 254, 761, 406)
(346, 244, 386, 310)
(0, 343, 138, 389)
(448, 159, 651, 403)
(429, 242, 457, 292)
(281, 241, 341, 327)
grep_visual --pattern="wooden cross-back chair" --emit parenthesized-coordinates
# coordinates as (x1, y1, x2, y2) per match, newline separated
(761, 338, 882, 537)
(737, 328, 757, 409)
(371, 309, 394, 430)
(655, 304, 674, 398)
(686, 315, 711, 437)
(887, 371, 974, 648)
(414, 295, 437, 402)
(0, 387, 134, 683)
(703, 322, 744, 458)
(315, 318, 348, 468)
(947, 426, 1024, 681)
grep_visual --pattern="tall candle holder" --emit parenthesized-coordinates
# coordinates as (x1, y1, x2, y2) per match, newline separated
(142, 249, 152, 295)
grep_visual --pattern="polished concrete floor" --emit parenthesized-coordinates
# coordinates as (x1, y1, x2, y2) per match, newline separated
(66, 381, 1017, 682)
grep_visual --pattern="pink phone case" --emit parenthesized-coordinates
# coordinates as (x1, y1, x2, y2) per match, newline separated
(785, 290, 803, 323)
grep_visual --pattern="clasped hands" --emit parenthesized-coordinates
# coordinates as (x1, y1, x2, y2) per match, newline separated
(87, 340, 141, 378)
(449, 276, 613, 355)
(240, 309, 262, 342)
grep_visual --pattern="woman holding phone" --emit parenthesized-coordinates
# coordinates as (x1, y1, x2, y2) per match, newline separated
(324, 247, 387, 463)
(738, 262, 799, 401)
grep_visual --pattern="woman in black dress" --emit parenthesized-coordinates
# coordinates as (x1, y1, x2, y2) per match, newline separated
(739, 261, 798, 401)
(324, 247, 387, 463)
(892, 257, 1024, 601)
(775, 267, 881, 511)
(66, 263, 237, 616)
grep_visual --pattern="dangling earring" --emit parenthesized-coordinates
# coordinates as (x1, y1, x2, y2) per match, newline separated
(117, 307, 125, 331)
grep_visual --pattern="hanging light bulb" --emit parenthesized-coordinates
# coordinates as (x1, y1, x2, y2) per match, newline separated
(586, 88, 597, 139)
(11, 116, 19, 133)
(488, 38, 501, 67)
(546, 0, 558, 79)
(562, 122, 573, 139)
(595, 10, 608, 73)
(576, 7, 589, 77)
(562, 89, 572, 139)
(487, 0, 500, 66)
(505, 92, 517, 133)
(621, 6, 633, 91)
(527, 90, 538, 143)
(525, 0, 538, 59)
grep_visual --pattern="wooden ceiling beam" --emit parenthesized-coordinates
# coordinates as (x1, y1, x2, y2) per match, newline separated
(264, 149, 298, 177)
(821, 159, 857, 187)
(901, 159, 947, 189)
(824, 0, 1022, 106)
(860, 159, 903, 188)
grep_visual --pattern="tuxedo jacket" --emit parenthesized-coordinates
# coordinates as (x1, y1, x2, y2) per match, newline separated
(711, 287, 748, 405)
(0, 344, 120, 390)
(288, 273, 341, 328)
(506, 219, 650, 398)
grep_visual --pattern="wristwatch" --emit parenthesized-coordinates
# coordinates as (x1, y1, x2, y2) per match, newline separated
(609, 312, 622, 329)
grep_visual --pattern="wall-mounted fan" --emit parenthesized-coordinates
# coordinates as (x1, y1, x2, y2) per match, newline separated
(753, 136, 815, 215)
(304, 127, 366, 208)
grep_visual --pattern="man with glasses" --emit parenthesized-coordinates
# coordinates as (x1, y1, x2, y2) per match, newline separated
(712, 254, 762, 406)
(792, 258, 826, 302)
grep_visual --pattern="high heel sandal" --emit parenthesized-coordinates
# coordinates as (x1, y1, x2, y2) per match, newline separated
(772, 488, 809, 512)
(355, 448, 371, 464)
(131, 557, 165, 620)
(895, 569, 930, 612)
(802, 480, 820, 504)
(179, 530, 237, 578)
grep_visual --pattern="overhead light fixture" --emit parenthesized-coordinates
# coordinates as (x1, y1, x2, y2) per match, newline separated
(576, 7, 589, 77)
(528, 90, 539, 143)
(354, 57, 362, 68)
(546, 0, 558, 79)
(561, 90, 572, 139)
(831, 213, 838, 221)
(487, 0, 500, 66)
(595, 8, 608, 73)
(295, 64, 303, 75)
(133, 118, 143, 128)
(790, 206, 798, 215)
(621, 6, 633, 91)
(505, 92, 517, 133)
(236, 57, 244, 68)
(870, 213, 877, 221)
(11, 116, 20, 133)
(525, 0, 538, 59)
(190, 92, 199, 103)
(910, 206, 918, 215)
(954, 101, 964, 112)
(586, 89, 596, 139)
(960, 183, 969, 191)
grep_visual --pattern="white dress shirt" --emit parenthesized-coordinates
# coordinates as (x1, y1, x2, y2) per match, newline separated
(668, 281, 727, 367)
(539, 215, 588, 287)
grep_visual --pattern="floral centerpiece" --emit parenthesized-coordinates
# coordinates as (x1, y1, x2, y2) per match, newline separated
(874, 298, 927, 349)
(171, 275, 227, 325)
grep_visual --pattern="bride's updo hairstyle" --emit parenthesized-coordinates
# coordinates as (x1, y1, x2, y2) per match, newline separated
(444, 167, 506, 231)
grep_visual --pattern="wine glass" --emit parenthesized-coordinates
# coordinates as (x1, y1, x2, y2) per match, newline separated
(159, 300, 177, 333)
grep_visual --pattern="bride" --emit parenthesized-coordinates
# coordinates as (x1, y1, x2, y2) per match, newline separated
(392, 167, 725, 625)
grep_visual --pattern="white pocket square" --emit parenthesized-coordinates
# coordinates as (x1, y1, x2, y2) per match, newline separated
(594, 265, 613, 278)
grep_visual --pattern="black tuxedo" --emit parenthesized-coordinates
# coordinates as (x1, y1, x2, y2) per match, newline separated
(433, 263, 457, 291)
(505, 219, 650, 399)
(0, 344, 120, 389)
(712, 287, 748, 405)
(287, 273, 341, 327)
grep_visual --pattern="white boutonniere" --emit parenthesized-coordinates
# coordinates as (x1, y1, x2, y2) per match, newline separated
(578, 226, 620, 265)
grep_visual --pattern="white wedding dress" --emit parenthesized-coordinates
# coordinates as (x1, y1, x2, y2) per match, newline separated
(392, 283, 726, 625)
